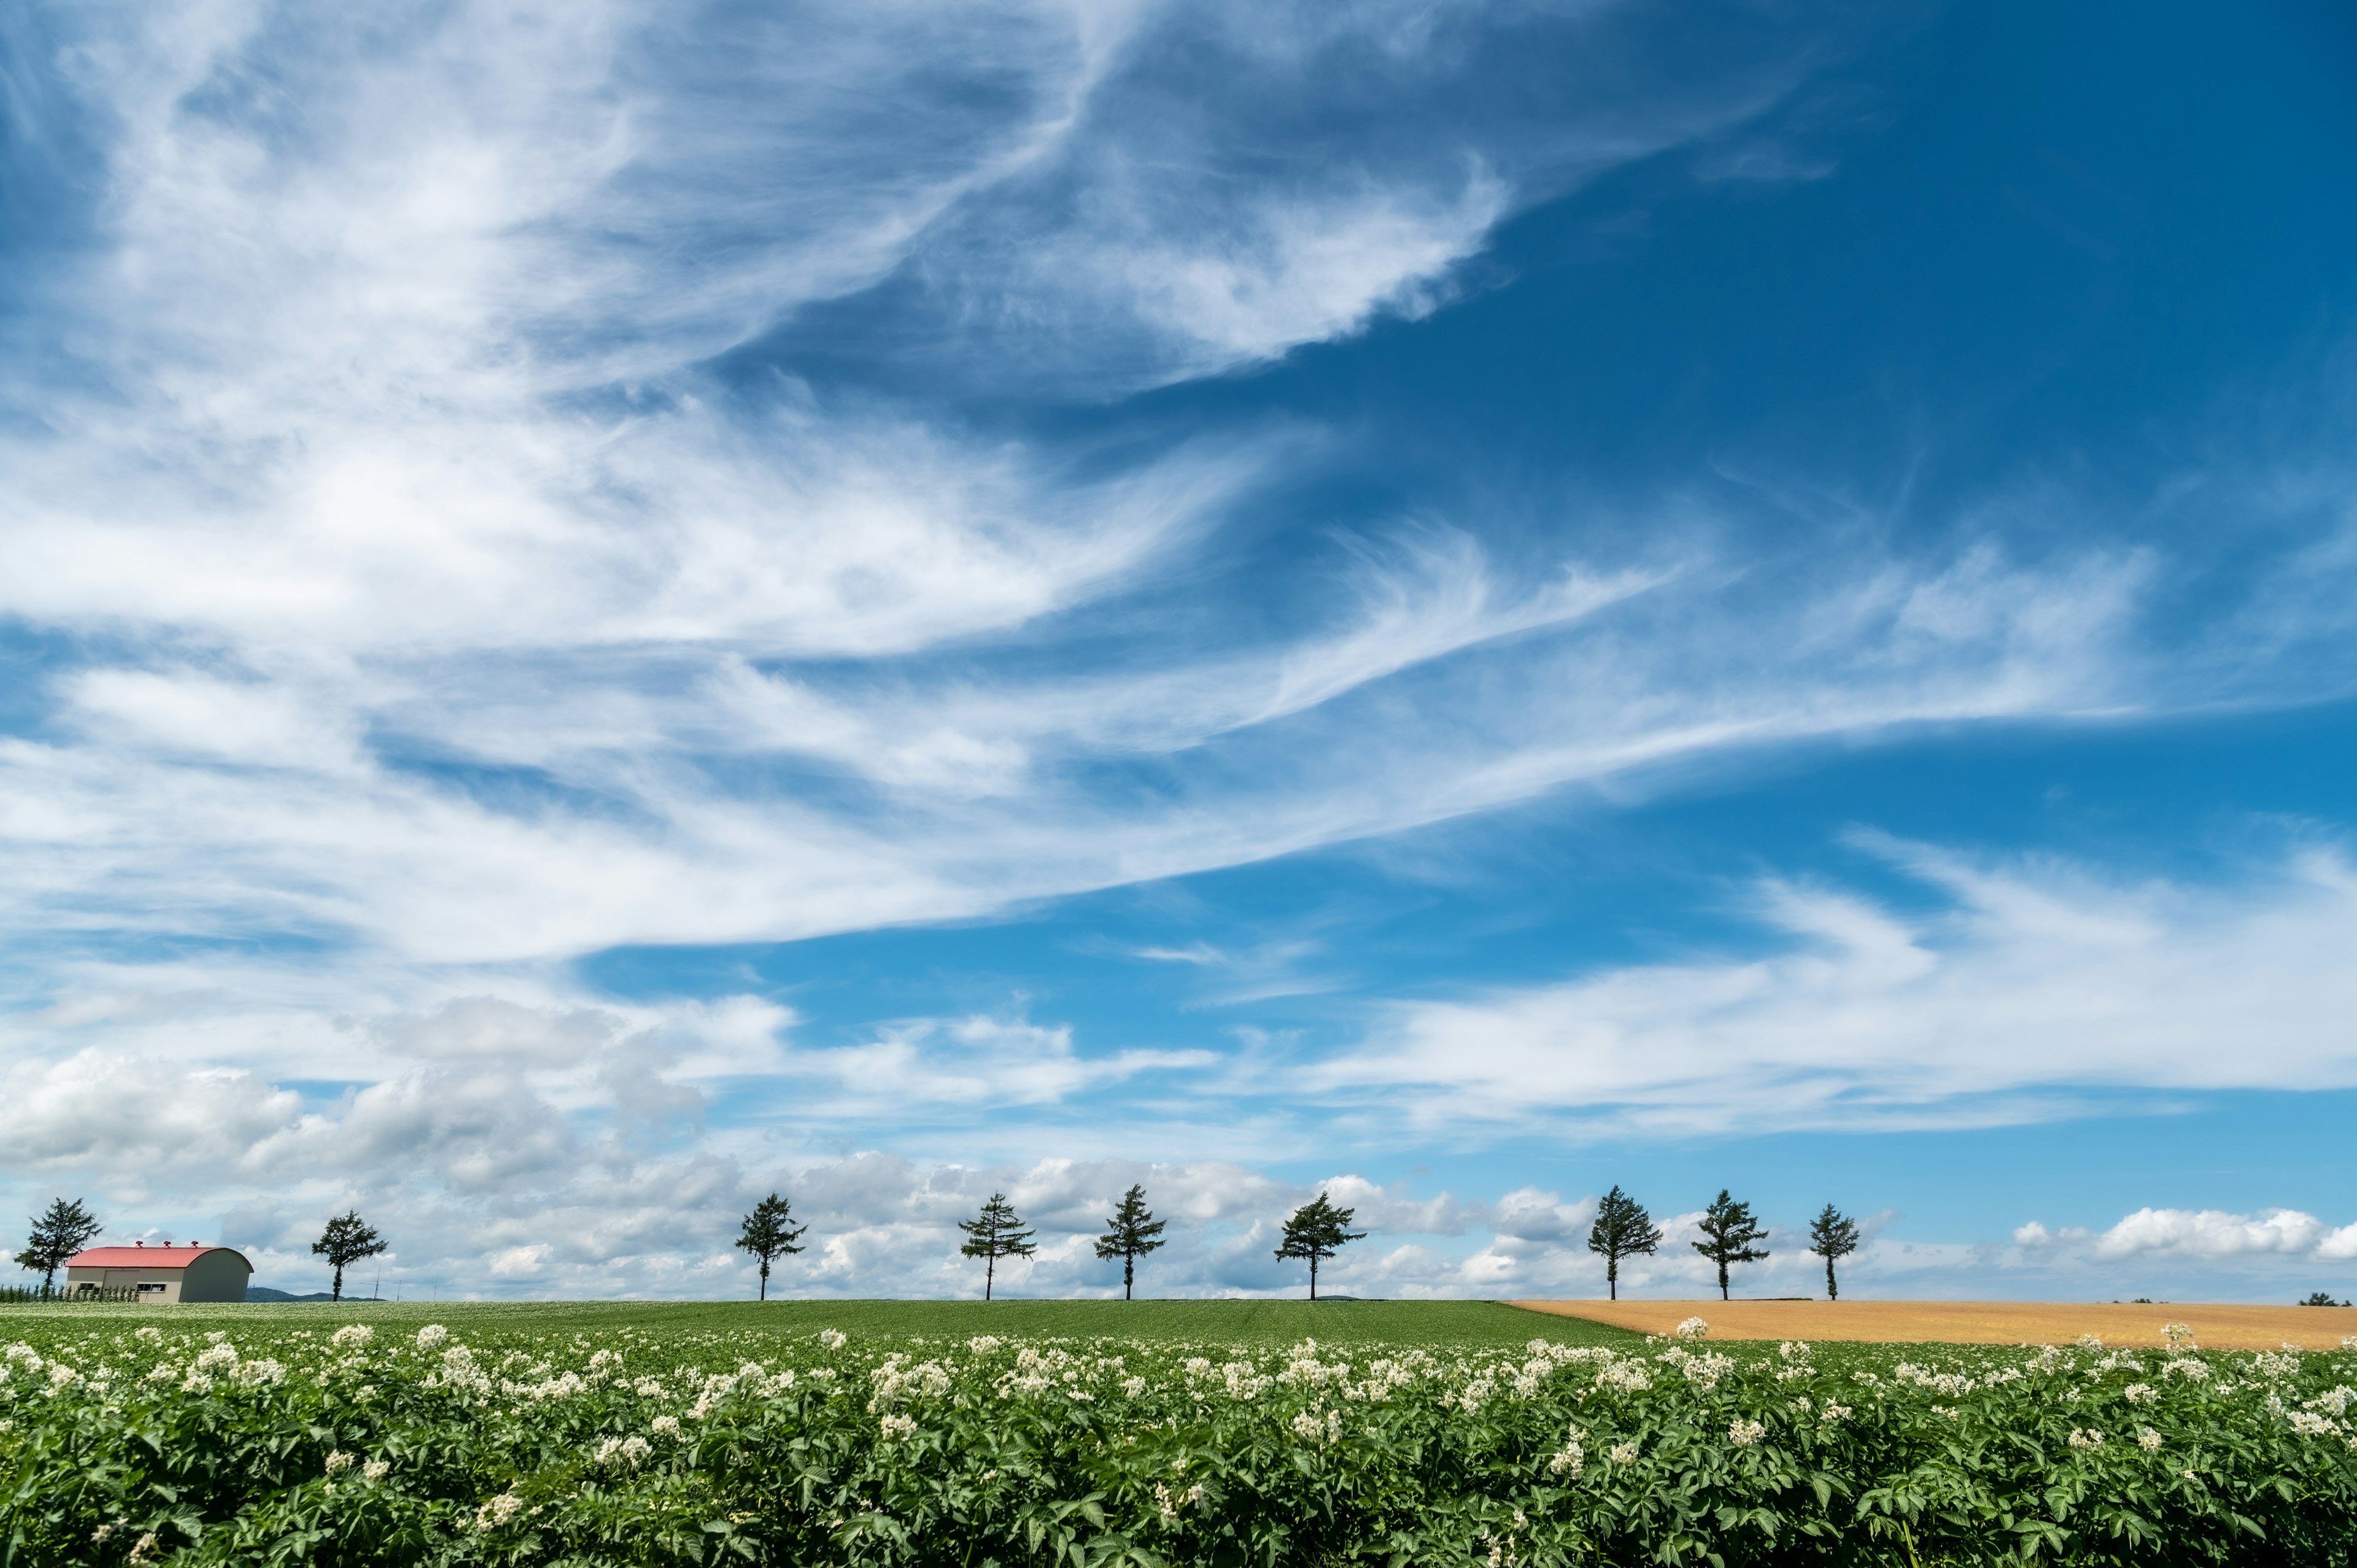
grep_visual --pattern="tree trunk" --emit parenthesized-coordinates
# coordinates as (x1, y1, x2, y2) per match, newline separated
(986, 1254, 995, 1301)
(1310, 1256, 1318, 1302)
(1718, 1264, 1728, 1302)
(1825, 1258, 1838, 1302)
(1608, 1261, 1617, 1302)
(759, 1262, 768, 1302)
(1124, 1256, 1133, 1300)
(333, 1264, 345, 1303)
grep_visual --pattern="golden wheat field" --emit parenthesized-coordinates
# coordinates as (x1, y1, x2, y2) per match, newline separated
(1508, 1297, 2357, 1350)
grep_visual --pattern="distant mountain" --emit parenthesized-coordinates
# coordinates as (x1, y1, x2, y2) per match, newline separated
(245, 1286, 382, 1302)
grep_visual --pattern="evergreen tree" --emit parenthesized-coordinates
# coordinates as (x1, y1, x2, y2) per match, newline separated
(1092, 1184, 1167, 1300)
(736, 1192, 808, 1301)
(1274, 1192, 1366, 1300)
(1690, 1189, 1771, 1301)
(1585, 1185, 1663, 1301)
(311, 1210, 389, 1303)
(13, 1197, 102, 1295)
(958, 1192, 1037, 1300)
(1807, 1202, 1861, 1302)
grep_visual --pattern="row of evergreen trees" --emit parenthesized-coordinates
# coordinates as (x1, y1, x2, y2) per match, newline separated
(737, 1186, 1368, 1302)
(18, 1187, 1857, 1303)
(1587, 1187, 1861, 1302)
(738, 1186, 1861, 1302)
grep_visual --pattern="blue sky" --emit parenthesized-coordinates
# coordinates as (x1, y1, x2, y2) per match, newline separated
(4, 0, 2356, 1303)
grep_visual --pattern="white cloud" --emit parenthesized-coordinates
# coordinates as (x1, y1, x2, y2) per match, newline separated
(2088, 1208, 2324, 1261)
(1332, 839, 2357, 1132)
(0, 0, 1954, 983)
(1061, 168, 1512, 373)
(775, 1014, 1214, 1123)
(10, 0, 2342, 1006)
(0, 1051, 302, 1185)
(2016, 1207, 2355, 1264)
(1491, 1187, 1600, 1245)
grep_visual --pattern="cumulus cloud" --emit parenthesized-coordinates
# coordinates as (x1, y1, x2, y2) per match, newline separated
(2016, 1207, 2351, 1263)
(2091, 1209, 2325, 1261)
(0, 1051, 303, 1187)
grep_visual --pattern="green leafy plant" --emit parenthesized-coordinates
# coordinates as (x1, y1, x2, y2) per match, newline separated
(2, 1309, 2355, 1566)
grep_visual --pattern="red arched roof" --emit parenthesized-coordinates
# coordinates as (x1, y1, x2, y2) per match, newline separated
(66, 1246, 251, 1270)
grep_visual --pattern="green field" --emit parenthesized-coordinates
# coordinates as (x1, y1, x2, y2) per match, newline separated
(6, 1299, 2353, 1564)
(2, 1296, 1637, 1348)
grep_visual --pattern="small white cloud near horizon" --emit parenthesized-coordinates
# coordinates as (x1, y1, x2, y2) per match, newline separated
(2016, 1207, 2354, 1263)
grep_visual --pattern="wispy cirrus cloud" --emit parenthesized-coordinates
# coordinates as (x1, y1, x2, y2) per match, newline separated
(8, 0, 2342, 991)
(1334, 836, 2357, 1135)
(0, 0, 1913, 982)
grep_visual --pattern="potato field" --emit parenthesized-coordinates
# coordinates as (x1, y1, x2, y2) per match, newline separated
(2, 1301, 2354, 1567)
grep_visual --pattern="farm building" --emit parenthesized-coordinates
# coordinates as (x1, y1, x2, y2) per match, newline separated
(64, 1243, 252, 1303)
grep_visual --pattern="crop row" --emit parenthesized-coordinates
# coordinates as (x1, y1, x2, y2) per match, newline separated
(3, 1320, 2355, 1566)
